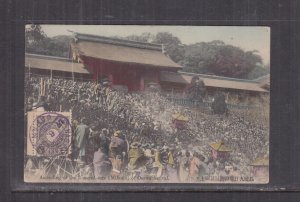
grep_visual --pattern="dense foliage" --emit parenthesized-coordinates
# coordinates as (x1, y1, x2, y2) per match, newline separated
(182, 41, 264, 78)
(123, 32, 269, 79)
(26, 25, 71, 57)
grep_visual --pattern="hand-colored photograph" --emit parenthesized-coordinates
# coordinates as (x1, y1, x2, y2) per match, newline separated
(24, 25, 270, 183)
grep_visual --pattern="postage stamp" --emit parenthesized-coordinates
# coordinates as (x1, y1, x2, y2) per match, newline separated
(24, 25, 269, 183)
(27, 112, 72, 157)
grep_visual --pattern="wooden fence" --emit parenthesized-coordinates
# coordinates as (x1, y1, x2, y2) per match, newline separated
(167, 98, 257, 110)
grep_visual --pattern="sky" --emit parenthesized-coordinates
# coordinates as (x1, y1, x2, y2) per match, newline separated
(38, 25, 270, 65)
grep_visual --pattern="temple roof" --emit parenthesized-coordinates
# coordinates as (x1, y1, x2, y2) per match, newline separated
(25, 54, 90, 74)
(71, 33, 182, 69)
(160, 71, 268, 92)
(254, 74, 270, 89)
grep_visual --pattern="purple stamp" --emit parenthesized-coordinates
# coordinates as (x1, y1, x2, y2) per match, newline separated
(29, 112, 72, 157)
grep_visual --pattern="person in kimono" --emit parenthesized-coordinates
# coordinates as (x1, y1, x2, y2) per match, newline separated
(93, 147, 112, 178)
(178, 150, 191, 182)
(128, 142, 145, 170)
(99, 128, 110, 155)
(109, 130, 127, 175)
(189, 151, 201, 180)
(74, 118, 90, 164)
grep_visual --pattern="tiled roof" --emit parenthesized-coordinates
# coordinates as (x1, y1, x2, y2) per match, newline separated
(25, 54, 90, 74)
(160, 71, 268, 92)
(71, 33, 182, 69)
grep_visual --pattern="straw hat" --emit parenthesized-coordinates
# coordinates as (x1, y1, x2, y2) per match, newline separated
(130, 142, 139, 148)
(113, 130, 122, 137)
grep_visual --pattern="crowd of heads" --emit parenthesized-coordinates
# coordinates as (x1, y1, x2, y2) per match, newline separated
(25, 73, 269, 181)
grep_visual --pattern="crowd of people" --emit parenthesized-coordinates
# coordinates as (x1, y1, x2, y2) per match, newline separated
(25, 74, 269, 182)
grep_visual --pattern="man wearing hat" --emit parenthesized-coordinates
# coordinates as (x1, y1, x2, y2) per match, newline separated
(152, 146, 164, 177)
(109, 131, 127, 158)
(109, 130, 127, 175)
(128, 142, 146, 171)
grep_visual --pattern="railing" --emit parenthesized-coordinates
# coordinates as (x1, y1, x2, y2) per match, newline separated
(166, 98, 257, 109)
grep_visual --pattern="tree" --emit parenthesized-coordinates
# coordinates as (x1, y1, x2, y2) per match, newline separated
(181, 42, 218, 73)
(125, 32, 155, 43)
(26, 25, 72, 57)
(125, 32, 185, 63)
(48, 35, 72, 57)
(181, 41, 263, 78)
(25, 25, 46, 48)
(211, 48, 263, 78)
(246, 65, 269, 80)
(152, 32, 185, 63)
(211, 93, 228, 115)
(185, 76, 206, 102)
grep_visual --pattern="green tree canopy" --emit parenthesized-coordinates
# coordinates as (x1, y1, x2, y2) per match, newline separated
(124, 32, 155, 43)
(26, 25, 71, 57)
(25, 25, 46, 47)
(124, 32, 185, 63)
(152, 32, 185, 63)
(182, 41, 264, 78)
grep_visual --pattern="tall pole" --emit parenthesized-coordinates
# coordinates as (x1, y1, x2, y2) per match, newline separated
(72, 59, 74, 82)
(43, 79, 46, 96)
(40, 78, 42, 96)
(28, 64, 31, 80)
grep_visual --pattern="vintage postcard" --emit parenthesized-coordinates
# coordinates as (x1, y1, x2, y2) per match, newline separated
(24, 25, 270, 183)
